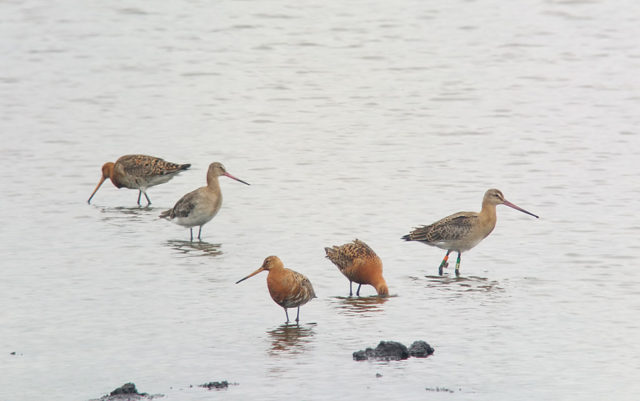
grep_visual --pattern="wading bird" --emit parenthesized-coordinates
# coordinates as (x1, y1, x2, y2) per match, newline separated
(324, 239, 389, 297)
(160, 162, 249, 241)
(88, 154, 190, 206)
(402, 189, 538, 277)
(236, 256, 316, 324)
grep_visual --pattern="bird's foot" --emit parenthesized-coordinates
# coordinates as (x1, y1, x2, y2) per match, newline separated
(438, 262, 449, 276)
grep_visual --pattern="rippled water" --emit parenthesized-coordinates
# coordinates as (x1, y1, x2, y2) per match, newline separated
(2, 1, 640, 400)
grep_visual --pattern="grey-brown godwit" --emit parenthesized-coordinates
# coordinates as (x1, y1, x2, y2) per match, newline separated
(402, 188, 538, 277)
(324, 239, 389, 297)
(236, 256, 317, 324)
(159, 162, 249, 241)
(88, 154, 190, 206)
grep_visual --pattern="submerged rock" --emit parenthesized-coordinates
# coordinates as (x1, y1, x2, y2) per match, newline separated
(425, 387, 454, 393)
(408, 340, 434, 357)
(354, 340, 434, 361)
(353, 341, 409, 361)
(90, 382, 161, 401)
(199, 381, 229, 390)
(110, 383, 145, 396)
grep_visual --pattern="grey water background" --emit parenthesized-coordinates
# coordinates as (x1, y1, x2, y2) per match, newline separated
(1, 0, 639, 400)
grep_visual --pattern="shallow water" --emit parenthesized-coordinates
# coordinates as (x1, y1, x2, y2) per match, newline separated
(1, 0, 640, 400)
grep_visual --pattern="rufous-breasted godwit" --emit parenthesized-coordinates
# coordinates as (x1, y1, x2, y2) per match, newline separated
(236, 256, 316, 324)
(88, 154, 190, 206)
(402, 188, 538, 277)
(159, 162, 249, 241)
(325, 239, 389, 297)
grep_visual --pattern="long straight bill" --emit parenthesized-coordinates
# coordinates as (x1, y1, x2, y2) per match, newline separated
(235, 267, 265, 284)
(87, 176, 107, 204)
(224, 172, 250, 186)
(503, 200, 539, 219)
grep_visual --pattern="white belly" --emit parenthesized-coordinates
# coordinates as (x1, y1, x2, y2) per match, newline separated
(174, 207, 218, 228)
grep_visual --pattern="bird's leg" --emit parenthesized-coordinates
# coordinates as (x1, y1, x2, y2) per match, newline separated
(295, 307, 300, 324)
(356, 283, 362, 296)
(455, 252, 461, 277)
(438, 250, 451, 276)
(284, 308, 290, 324)
(137, 190, 142, 206)
(349, 281, 353, 297)
(197, 226, 202, 241)
(143, 191, 151, 206)
(189, 228, 193, 242)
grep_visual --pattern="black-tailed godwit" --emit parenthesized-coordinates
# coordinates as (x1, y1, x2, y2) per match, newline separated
(402, 189, 538, 276)
(325, 239, 389, 297)
(159, 162, 249, 241)
(88, 154, 190, 206)
(236, 256, 316, 324)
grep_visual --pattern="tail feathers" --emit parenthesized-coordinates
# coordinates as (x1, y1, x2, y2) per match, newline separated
(324, 247, 335, 258)
(159, 208, 173, 219)
(325, 245, 357, 272)
(402, 227, 429, 242)
(162, 162, 190, 174)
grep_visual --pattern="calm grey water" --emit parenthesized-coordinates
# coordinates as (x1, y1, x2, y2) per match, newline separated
(2, 0, 639, 400)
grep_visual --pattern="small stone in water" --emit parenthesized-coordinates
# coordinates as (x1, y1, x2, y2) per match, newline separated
(408, 340, 434, 357)
(199, 381, 230, 390)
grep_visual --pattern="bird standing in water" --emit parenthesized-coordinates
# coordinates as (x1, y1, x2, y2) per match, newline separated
(87, 154, 190, 206)
(324, 239, 389, 297)
(160, 162, 249, 241)
(236, 256, 316, 324)
(402, 189, 538, 277)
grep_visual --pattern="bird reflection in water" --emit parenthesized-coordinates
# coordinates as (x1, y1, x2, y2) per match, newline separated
(97, 205, 156, 223)
(417, 274, 503, 293)
(165, 240, 222, 257)
(267, 323, 316, 356)
(331, 295, 389, 318)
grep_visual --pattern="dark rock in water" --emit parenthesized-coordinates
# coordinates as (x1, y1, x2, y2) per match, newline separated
(375, 341, 409, 360)
(354, 340, 434, 361)
(353, 341, 409, 361)
(408, 340, 434, 357)
(425, 387, 454, 393)
(199, 381, 229, 390)
(90, 383, 161, 401)
(352, 348, 372, 361)
(110, 383, 146, 396)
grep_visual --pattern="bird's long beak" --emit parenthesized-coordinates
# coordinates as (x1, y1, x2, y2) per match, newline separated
(87, 176, 107, 204)
(224, 172, 250, 186)
(235, 266, 265, 284)
(503, 200, 539, 219)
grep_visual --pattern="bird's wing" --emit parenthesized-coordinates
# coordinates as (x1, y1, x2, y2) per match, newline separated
(325, 239, 378, 270)
(168, 189, 201, 218)
(119, 155, 188, 177)
(284, 270, 317, 307)
(407, 212, 478, 243)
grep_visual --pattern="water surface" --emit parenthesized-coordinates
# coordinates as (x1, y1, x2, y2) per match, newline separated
(1, 0, 639, 400)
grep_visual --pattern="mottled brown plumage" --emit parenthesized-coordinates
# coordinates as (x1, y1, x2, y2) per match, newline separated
(88, 154, 190, 206)
(236, 256, 316, 323)
(159, 162, 249, 241)
(325, 239, 389, 297)
(402, 189, 538, 276)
